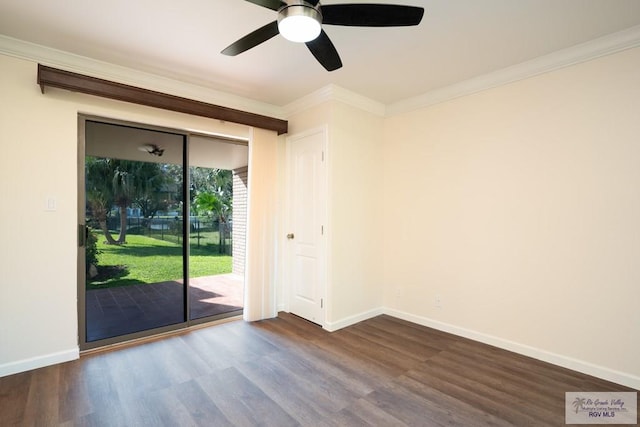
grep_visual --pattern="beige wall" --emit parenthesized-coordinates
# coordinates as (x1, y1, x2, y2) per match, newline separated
(0, 54, 251, 375)
(286, 102, 385, 328)
(383, 47, 640, 387)
(329, 103, 385, 325)
(1, 56, 78, 372)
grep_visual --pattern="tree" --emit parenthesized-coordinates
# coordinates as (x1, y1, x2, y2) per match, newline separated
(189, 167, 234, 253)
(86, 157, 169, 244)
(194, 191, 231, 253)
(131, 163, 171, 223)
(110, 162, 133, 243)
(86, 157, 119, 244)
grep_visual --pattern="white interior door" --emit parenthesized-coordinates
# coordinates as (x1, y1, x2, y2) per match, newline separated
(287, 128, 327, 326)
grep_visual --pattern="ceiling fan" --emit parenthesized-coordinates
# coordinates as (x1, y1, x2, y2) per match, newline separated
(221, 0, 424, 71)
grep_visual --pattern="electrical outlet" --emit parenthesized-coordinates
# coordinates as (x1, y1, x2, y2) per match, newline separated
(435, 294, 442, 309)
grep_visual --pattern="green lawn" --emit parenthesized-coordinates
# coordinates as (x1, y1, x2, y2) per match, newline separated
(88, 233, 232, 289)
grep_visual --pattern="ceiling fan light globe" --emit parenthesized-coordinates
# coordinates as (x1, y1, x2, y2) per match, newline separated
(278, 4, 321, 43)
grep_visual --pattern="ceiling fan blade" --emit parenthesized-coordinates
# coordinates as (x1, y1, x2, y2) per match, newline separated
(306, 30, 342, 71)
(221, 21, 280, 56)
(244, 0, 286, 11)
(321, 4, 424, 27)
(306, 0, 321, 5)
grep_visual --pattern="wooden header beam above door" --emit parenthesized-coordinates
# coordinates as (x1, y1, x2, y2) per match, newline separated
(37, 64, 288, 135)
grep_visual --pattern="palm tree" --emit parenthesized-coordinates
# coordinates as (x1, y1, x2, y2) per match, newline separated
(194, 191, 231, 253)
(111, 162, 133, 244)
(86, 157, 169, 244)
(111, 160, 169, 243)
(134, 173, 169, 221)
(86, 157, 119, 244)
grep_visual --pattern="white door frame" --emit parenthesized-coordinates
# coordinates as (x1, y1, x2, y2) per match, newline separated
(284, 125, 329, 328)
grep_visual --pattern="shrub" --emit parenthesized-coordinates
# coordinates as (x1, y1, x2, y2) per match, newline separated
(86, 228, 101, 273)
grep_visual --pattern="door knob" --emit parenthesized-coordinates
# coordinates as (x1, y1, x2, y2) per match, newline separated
(287, 233, 295, 240)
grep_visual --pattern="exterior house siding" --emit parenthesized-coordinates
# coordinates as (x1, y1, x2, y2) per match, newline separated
(232, 166, 248, 275)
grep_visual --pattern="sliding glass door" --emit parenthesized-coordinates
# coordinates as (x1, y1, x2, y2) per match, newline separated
(82, 120, 187, 343)
(79, 117, 248, 349)
(188, 135, 247, 321)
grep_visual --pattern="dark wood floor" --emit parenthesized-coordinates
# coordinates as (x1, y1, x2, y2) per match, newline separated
(0, 313, 637, 426)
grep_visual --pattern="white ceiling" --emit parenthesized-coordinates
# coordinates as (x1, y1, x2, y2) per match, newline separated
(1, 0, 640, 107)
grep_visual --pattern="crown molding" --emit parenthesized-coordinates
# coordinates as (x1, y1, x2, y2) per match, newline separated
(387, 24, 640, 116)
(3, 23, 640, 121)
(0, 34, 285, 119)
(283, 84, 386, 117)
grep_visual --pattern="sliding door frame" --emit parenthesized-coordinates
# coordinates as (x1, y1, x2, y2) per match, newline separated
(77, 114, 242, 351)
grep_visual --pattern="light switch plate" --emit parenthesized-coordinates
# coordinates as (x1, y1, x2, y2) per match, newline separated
(46, 197, 57, 211)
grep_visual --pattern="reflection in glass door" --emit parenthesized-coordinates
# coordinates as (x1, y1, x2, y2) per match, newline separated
(83, 120, 186, 343)
(188, 135, 247, 321)
(80, 119, 248, 348)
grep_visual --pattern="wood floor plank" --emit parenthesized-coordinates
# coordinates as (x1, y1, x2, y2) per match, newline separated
(394, 374, 513, 427)
(326, 329, 422, 376)
(338, 398, 409, 427)
(145, 335, 214, 384)
(57, 360, 94, 423)
(349, 321, 441, 362)
(70, 406, 129, 426)
(22, 366, 60, 426)
(236, 355, 334, 424)
(252, 318, 390, 391)
(101, 343, 173, 402)
(276, 312, 326, 340)
(0, 371, 31, 425)
(365, 383, 454, 427)
(318, 408, 372, 427)
(196, 367, 299, 427)
(75, 352, 124, 421)
(174, 380, 234, 427)
(177, 328, 236, 371)
(263, 342, 368, 407)
(429, 349, 566, 412)
(450, 339, 625, 392)
(218, 321, 282, 361)
(251, 320, 395, 395)
(1, 313, 637, 426)
(406, 361, 557, 426)
(376, 315, 467, 347)
(309, 332, 403, 385)
(288, 338, 394, 394)
(136, 384, 202, 427)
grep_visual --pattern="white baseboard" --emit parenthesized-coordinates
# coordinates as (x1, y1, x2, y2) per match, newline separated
(0, 348, 79, 378)
(383, 308, 640, 391)
(324, 307, 384, 332)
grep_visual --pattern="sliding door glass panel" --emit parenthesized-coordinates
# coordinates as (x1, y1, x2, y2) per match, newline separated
(188, 135, 248, 320)
(84, 120, 186, 342)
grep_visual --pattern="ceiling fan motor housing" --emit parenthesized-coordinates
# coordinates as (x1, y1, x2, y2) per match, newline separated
(277, 0, 323, 43)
